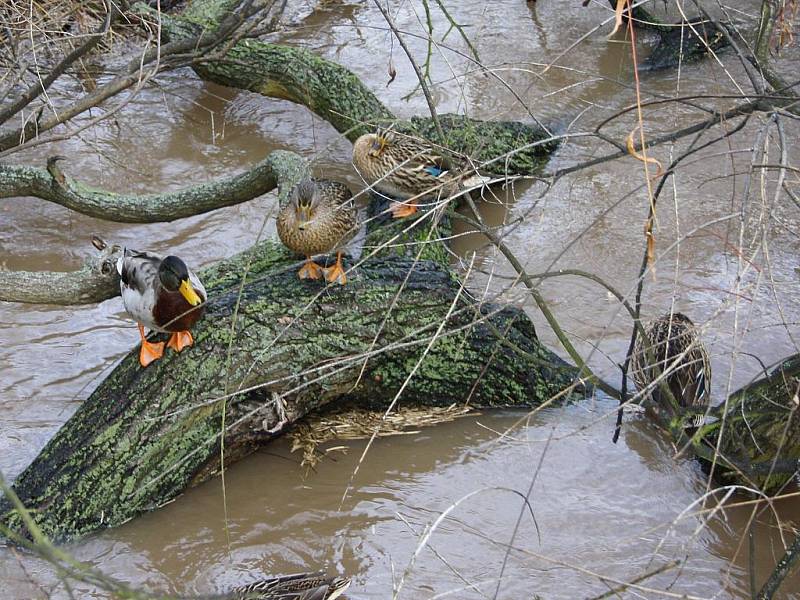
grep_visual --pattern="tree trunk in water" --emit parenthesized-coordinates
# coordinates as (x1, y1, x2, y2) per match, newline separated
(1, 233, 583, 541)
(702, 355, 800, 494)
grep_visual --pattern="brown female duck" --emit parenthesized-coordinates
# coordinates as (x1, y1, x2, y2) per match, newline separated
(352, 128, 484, 218)
(630, 312, 711, 409)
(232, 571, 350, 600)
(277, 178, 358, 285)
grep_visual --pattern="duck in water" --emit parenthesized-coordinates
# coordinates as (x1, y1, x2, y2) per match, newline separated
(630, 312, 711, 411)
(232, 571, 350, 599)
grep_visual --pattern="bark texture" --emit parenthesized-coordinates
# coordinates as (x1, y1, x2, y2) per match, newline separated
(1, 241, 583, 541)
(703, 355, 800, 493)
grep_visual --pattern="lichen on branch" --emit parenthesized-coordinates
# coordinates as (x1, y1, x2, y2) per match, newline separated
(0, 150, 306, 224)
(137, 0, 558, 173)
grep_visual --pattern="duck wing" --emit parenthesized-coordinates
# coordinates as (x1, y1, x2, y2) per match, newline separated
(117, 248, 162, 295)
(186, 264, 207, 302)
(673, 340, 711, 409)
(394, 137, 490, 189)
(397, 138, 453, 179)
(313, 179, 358, 246)
(117, 249, 163, 329)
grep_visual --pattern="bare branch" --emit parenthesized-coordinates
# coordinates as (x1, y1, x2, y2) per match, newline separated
(0, 243, 121, 305)
(0, 4, 116, 126)
(0, 150, 305, 223)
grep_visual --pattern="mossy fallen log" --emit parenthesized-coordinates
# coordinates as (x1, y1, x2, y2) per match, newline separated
(0, 145, 581, 541)
(135, 0, 558, 175)
(0, 1, 577, 542)
(0, 239, 583, 541)
(699, 355, 800, 493)
(646, 354, 800, 494)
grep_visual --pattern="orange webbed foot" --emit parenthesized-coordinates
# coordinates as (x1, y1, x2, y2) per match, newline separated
(139, 340, 165, 367)
(323, 252, 347, 285)
(137, 324, 165, 367)
(167, 330, 194, 352)
(390, 200, 418, 218)
(298, 258, 323, 280)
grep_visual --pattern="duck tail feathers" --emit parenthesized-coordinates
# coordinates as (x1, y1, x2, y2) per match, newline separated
(462, 173, 491, 188)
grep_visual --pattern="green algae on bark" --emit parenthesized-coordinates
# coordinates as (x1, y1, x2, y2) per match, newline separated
(700, 355, 800, 494)
(1, 249, 584, 542)
(139, 1, 559, 171)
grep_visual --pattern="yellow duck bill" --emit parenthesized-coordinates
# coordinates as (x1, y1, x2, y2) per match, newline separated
(179, 279, 202, 306)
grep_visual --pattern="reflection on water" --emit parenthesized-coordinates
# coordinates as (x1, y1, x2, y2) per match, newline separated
(1, 0, 799, 598)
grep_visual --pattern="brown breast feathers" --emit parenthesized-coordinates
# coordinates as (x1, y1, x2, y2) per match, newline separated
(152, 287, 206, 332)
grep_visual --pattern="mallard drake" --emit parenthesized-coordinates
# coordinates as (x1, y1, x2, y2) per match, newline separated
(117, 249, 206, 367)
(232, 571, 350, 600)
(352, 129, 483, 218)
(277, 178, 358, 285)
(630, 312, 711, 409)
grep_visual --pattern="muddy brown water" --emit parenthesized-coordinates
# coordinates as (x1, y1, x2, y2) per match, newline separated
(1, 1, 799, 598)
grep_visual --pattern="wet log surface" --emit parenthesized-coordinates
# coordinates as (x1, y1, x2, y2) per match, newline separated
(1, 236, 583, 541)
(703, 354, 800, 493)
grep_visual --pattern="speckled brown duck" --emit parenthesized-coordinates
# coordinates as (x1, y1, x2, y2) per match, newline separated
(352, 128, 484, 218)
(277, 178, 358, 285)
(630, 312, 711, 409)
(232, 571, 350, 600)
